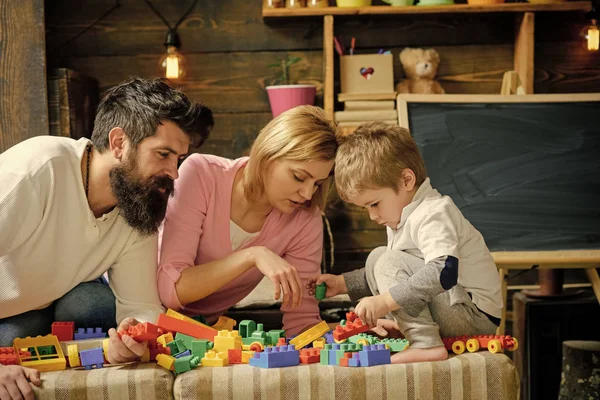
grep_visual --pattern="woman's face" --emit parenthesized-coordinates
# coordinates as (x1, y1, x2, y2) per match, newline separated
(263, 158, 334, 213)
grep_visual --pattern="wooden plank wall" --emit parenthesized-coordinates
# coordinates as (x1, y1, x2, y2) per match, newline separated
(0, 0, 49, 153)
(45, 1, 600, 294)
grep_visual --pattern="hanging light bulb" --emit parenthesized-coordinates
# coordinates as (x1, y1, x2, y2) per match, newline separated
(159, 29, 186, 80)
(587, 19, 599, 51)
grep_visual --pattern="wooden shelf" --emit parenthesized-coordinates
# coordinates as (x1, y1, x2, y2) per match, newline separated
(263, 2, 591, 17)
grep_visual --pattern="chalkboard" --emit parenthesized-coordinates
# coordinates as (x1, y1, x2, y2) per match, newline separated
(397, 94, 600, 252)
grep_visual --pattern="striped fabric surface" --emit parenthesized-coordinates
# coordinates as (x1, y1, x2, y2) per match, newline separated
(33, 363, 174, 400)
(174, 352, 519, 400)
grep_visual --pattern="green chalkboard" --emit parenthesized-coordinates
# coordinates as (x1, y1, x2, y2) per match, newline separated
(398, 94, 600, 252)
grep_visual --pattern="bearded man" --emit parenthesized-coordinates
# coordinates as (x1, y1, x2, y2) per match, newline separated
(0, 77, 213, 378)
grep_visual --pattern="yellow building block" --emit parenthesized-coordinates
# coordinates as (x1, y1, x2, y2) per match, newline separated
(213, 330, 242, 353)
(156, 332, 174, 347)
(156, 354, 176, 371)
(211, 316, 237, 331)
(289, 321, 330, 350)
(67, 344, 80, 367)
(201, 350, 229, 367)
(312, 337, 326, 349)
(165, 309, 214, 330)
(14, 335, 66, 372)
(241, 351, 255, 364)
(102, 338, 110, 360)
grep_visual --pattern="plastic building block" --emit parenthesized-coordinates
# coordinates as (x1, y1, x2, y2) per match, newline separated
(79, 348, 104, 370)
(339, 352, 353, 367)
(165, 309, 216, 331)
(333, 318, 369, 341)
(157, 332, 174, 347)
(51, 322, 75, 342)
(74, 328, 106, 340)
(243, 323, 267, 346)
(315, 283, 327, 301)
(276, 338, 287, 347)
(379, 338, 410, 352)
(346, 311, 357, 322)
(320, 345, 330, 365)
(124, 322, 162, 342)
(238, 320, 257, 338)
(242, 342, 264, 352)
(174, 355, 200, 375)
(312, 337, 326, 349)
(201, 350, 229, 367)
(166, 339, 187, 356)
(211, 316, 237, 331)
(349, 333, 379, 346)
(190, 339, 212, 359)
(141, 347, 151, 363)
(213, 330, 242, 353)
(156, 314, 217, 341)
(324, 332, 335, 344)
(358, 344, 391, 367)
(175, 332, 196, 350)
(67, 344, 80, 367)
(289, 321, 330, 350)
(156, 354, 176, 371)
(148, 340, 171, 361)
(241, 351, 255, 364)
(347, 352, 361, 367)
(329, 343, 362, 366)
(299, 348, 320, 364)
(14, 335, 66, 372)
(249, 345, 300, 368)
(228, 349, 242, 364)
(0, 348, 25, 366)
(174, 350, 191, 358)
(102, 339, 109, 361)
(442, 334, 518, 355)
(266, 330, 286, 346)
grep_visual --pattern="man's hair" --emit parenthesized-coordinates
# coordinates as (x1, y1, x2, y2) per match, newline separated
(243, 105, 340, 211)
(335, 121, 427, 201)
(91, 77, 214, 151)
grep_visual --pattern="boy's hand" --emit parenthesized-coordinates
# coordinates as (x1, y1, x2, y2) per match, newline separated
(306, 274, 348, 298)
(355, 292, 400, 328)
(106, 317, 148, 364)
(0, 364, 41, 400)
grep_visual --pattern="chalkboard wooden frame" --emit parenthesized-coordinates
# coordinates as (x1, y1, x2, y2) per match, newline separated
(396, 93, 600, 335)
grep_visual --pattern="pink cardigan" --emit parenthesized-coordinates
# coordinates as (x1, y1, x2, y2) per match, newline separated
(157, 154, 323, 335)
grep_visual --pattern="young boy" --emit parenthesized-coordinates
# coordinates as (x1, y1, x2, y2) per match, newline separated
(311, 122, 503, 364)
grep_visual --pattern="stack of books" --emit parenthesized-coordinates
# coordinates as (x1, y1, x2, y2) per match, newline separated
(334, 92, 398, 129)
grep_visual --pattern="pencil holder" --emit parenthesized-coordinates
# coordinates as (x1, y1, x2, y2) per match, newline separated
(340, 54, 394, 94)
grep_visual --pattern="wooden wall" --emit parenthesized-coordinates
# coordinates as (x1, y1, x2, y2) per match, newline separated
(45, 1, 600, 287)
(0, 0, 48, 153)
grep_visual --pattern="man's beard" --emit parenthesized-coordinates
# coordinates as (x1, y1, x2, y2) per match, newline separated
(109, 154, 174, 237)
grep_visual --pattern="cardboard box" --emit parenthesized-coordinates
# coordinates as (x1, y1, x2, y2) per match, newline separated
(340, 54, 394, 94)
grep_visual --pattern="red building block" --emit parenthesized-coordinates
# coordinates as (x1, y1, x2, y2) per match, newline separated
(299, 348, 320, 364)
(126, 322, 162, 341)
(148, 340, 171, 361)
(339, 352, 353, 367)
(51, 322, 75, 342)
(228, 349, 242, 364)
(345, 311, 357, 323)
(333, 318, 369, 341)
(156, 314, 217, 341)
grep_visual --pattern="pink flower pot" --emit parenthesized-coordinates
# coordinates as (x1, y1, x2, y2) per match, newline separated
(266, 84, 317, 118)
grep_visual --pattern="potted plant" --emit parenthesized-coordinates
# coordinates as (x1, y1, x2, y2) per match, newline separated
(266, 56, 317, 118)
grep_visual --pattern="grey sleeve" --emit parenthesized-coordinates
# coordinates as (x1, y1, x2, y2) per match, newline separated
(388, 255, 459, 318)
(342, 268, 373, 302)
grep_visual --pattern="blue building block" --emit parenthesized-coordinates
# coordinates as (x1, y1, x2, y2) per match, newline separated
(324, 332, 334, 344)
(358, 344, 391, 366)
(348, 353, 361, 367)
(174, 350, 191, 358)
(74, 328, 106, 340)
(79, 348, 104, 370)
(249, 345, 299, 368)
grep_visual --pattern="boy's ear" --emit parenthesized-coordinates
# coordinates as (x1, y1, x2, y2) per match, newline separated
(400, 168, 417, 191)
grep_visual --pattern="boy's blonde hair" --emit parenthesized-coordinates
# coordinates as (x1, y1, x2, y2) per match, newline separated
(244, 105, 340, 210)
(335, 121, 427, 201)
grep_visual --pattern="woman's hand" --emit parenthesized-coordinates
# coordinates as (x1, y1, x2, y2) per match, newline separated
(106, 317, 148, 364)
(306, 274, 348, 298)
(251, 246, 303, 309)
(0, 365, 41, 400)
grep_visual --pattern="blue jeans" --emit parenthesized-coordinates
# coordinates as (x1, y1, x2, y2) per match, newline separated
(0, 278, 116, 347)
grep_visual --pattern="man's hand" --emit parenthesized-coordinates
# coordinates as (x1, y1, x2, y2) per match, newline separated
(106, 317, 148, 364)
(354, 292, 400, 328)
(0, 364, 41, 400)
(306, 274, 348, 298)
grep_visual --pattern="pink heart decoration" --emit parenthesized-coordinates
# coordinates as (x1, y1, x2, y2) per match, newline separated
(360, 67, 375, 80)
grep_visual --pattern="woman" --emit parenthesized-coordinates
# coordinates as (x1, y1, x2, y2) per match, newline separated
(157, 106, 339, 335)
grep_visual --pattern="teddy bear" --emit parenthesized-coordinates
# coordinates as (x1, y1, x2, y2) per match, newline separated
(396, 48, 445, 94)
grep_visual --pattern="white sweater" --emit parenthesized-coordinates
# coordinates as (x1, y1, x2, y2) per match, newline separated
(0, 136, 164, 323)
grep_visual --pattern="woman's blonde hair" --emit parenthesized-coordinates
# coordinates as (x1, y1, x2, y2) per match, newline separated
(335, 121, 427, 201)
(243, 105, 340, 211)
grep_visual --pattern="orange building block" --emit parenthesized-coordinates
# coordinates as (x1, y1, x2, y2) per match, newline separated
(299, 348, 320, 364)
(156, 314, 217, 341)
(333, 318, 369, 341)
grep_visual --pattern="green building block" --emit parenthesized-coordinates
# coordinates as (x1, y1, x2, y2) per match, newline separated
(266, 330, 285, 346)
(320, 344, 332, 365)
(166, 339, 186, 355)
(380, 338, 410, 352)
(190, 339, 212, 359)
(175, 332, 195, 350)
(36, 345, 57, 356)
(348, 333, 379, 345)
(315, 283, 326, 301)
(239, 320, 257, 338)
(174, 355, 200, 375)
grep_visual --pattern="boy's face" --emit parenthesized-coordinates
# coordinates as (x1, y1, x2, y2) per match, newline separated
(348, 170, 417, 229)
